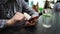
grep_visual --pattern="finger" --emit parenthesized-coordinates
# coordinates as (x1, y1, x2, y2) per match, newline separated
(25, 21, 30, 25)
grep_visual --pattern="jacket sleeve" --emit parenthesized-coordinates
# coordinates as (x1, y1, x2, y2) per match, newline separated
(0, 20, 7, 31)
(21, 0, 39, 17)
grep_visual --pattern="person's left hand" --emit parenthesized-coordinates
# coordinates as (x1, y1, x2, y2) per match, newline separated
(25, 16, 39, 26)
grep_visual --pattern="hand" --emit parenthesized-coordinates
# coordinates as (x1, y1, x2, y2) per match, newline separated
(12, 12, 25, 22)
(25, 16, 39, 26)
(7, 12, 25, 26)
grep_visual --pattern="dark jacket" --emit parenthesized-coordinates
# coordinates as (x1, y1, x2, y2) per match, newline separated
(0, 0, 38, 30)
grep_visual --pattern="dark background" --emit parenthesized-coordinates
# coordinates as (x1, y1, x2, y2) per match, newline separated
(25, 0, 28, 2)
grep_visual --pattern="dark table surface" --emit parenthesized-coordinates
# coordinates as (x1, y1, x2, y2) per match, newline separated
(0, 12, 60, 34)
(0, 21, 59, 34)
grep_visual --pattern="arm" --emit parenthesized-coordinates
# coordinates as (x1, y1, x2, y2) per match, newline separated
(0, 12, 25, 31)
(0, 18, 15, 31)
(21, 0, 39, 17)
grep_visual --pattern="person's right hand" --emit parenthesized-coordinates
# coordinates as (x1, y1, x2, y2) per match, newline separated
(12, 12, 25, 22)
(7, 12, 25, 25)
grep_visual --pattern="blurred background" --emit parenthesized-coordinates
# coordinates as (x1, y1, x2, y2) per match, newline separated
(25, 0, 57, 14)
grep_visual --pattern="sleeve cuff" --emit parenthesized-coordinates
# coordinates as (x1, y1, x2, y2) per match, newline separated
(0, 20, 7, 28)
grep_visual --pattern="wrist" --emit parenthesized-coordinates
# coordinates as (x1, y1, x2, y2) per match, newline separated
(7, 18, 16, 26)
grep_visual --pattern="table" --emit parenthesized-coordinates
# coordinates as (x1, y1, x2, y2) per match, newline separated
(0, 16, 60, 34)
